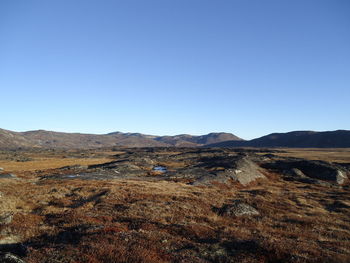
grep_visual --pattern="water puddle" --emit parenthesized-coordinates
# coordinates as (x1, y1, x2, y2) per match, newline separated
(54, 174, 84, 179)
(66, 175, 80, 178)
(153, 166, 167, 173)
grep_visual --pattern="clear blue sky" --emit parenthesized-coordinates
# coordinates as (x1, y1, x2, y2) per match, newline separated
(1, 0, 349, 139)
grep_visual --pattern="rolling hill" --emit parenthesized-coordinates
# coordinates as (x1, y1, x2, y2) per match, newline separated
(0, 129, 242, 149)
(206, 130, 350, 148)
(1, 128, 349, 149)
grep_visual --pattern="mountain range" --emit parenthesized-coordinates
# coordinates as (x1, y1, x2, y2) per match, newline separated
(0, 128, 242, 149)
(206, 130, 350, 148)
(0, 128, 349, 149)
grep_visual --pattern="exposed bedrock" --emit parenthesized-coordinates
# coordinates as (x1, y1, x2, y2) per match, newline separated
(192, 155, 266, 186)
(262, 159, 349, 185)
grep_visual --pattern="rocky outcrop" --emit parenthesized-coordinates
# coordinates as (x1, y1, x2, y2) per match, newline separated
(263, 159, 348, 185)
(217, 200, 260, 217)
(0, 174, 16, 179)
(0, 213, 13, 225)
(0, 253, 26, 263)
(193, 155, 266, 186)
(217, 156, 265, 185)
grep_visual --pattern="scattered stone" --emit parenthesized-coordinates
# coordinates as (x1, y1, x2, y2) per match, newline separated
(178, 167, 213, 180)
(218, 200, 259, 217)
(59, 165, 88, 170)
(335, 170, 347, 185)
(0, 235, 22, 245)
(89, 161, 145, 176)
(0, 213, 13, 225)
(0, 174, 16, 179)
(0, 253, 26, 263)
(137, 157, 155, 165)
(15, 157, 32, 162)
(36, 148, 348, 188)
(262, 153, 277, 159)
(289, 168, 306, 178)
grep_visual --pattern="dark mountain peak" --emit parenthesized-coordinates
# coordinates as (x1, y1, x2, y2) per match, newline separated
(23, 129, 50, 133)
(197, 132, 243, 145)
(154, 132, 242, 147)
(206, 132, 233, 136)
(206, 130, 350, 148)
(106, 131, 123, 135)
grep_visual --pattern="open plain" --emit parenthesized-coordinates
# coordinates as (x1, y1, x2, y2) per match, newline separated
(0, 147, 349, 263)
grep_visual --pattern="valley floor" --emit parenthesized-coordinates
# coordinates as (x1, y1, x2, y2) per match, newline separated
(0, 148, 349, 263)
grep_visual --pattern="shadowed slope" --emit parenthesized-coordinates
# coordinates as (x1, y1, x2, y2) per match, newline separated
(206, 130, 350, 148)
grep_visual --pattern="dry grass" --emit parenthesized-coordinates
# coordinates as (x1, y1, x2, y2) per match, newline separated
(276, 148, 350, 163)
(0, 148, 349, 262)
(0, 157, 114, 173)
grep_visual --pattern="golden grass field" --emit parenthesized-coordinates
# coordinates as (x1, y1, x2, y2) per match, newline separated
(276, 148, 350, 163)
(0, 158, 114, 173)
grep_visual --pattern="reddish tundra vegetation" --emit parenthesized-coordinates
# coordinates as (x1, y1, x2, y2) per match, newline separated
(0, 147, 349, 262)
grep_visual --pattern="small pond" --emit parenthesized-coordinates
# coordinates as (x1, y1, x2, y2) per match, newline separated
(153, 166, 167, 173)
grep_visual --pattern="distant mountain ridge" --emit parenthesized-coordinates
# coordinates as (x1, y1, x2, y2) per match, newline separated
(205, 130, 350, 148)
(154, 132, 241, 147)
(1, 128, 349, 149)
(0, 128, 242, 149)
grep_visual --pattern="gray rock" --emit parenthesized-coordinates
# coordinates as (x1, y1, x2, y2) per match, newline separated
(222, 156, 265, 185)
(219, 201, 259, 217)
(336, 170, 347, 185)
(263, 159, 348, 185)
(0, 174, 16, 179)
(289, 168, 307, 178)
(59, 164, 88, 170)
(0, 167, 3, 171)
(178, 167, 213, 180)
(0, 253, 26, 263)
(193, 156, 265, 186)
(0, 213, 13, 225)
